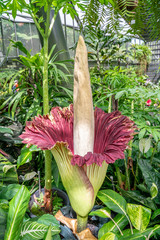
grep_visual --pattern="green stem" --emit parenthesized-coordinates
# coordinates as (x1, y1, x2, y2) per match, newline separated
(131, 100, 134, 115)
(48, 14, 57, 37)
(29, 11, 44, 37)
(108, 95, 112, 113)
(133, 151, 141, 190)
(115, 165, 123, 188)
(77, 215, 88, 233)
(42, 4, 52, 194)
(44, 150, 52, 190)
(125, 100, 134, 190)
(124, 157, 130, 190)
(43, 36, 49, 114)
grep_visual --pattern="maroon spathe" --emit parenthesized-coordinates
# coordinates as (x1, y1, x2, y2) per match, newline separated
(20, 105, 136, 167)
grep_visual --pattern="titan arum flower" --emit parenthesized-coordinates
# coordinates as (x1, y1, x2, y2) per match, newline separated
(20, 36, 136, 233)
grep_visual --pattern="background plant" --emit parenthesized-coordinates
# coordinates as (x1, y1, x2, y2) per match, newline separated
(90, 189, 160, 239)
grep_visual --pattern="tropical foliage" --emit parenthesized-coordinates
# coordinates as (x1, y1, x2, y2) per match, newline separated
(0, 0, 160, 239)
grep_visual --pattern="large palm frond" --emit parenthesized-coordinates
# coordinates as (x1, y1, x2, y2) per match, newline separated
(80, 0, 160, 42)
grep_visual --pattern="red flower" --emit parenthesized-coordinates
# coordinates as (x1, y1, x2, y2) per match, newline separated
(20, 105, 135, 167)
(146, 99, 151, 106)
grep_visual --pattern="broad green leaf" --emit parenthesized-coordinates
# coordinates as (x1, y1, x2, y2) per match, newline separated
(97, 190, 127, 215)
(11, 41, 31, 57)
(37, 214, 60, 228)
(150, 183, 158, 199)
(9, 0, 24, 19)
(0, 199, 9, 210)
(0, 127, 13, 134)
(117, 187, 157, 211)
(17, 146, 33, 168)
(139, 138, 151, 153)
(23, 172, 37, 182)
(52, 235, 61, 240)
(99, 0, 105, 4)
(29, 145, 41, 152)
(137, 184, 149, 193)
(127, 204, 151, 231)
(108, 0, 115, 6)
(3, 165, 16, 174)
(0, 206, 7, 224)
(20, 221, 60, 240)
(115, 90, 126, 100)
(89, 207, 111, 218)
(152, 130, 159, 142)
(0, 155, 18, 185)
(119, 225, 160, 240)
(0, 184, 21, 200)
(0, 207, 7, 240)
(151, 209, 160, 220)
(99, 232, 118, 240)
(4, 185, 30, 240)
(138, 128, 146, 139)
(8, 90, 26, 115)
(43, 225, 52, 240)
(138, 159, 160, 204)
(98, 214, 128, 239)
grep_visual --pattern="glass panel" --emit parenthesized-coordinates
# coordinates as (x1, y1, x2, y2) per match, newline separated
(30, 23, 41, 55)
(16, 22, 32, 55)
(2, 19, 17, 57)
(66, 26, 79, 58)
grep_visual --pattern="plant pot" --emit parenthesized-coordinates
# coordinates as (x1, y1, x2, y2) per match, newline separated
(29, 187, 70, 218)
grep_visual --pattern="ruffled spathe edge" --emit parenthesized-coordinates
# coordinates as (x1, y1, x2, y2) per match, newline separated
(20, 105, 136, 167)
(19, 105, 74, 153)
(71, 108, 136, 166)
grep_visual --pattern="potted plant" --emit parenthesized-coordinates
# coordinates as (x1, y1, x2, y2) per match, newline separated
(29, 187, 70, 217)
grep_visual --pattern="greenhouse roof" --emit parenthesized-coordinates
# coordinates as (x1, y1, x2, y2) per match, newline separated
(2, 10, 79, 28)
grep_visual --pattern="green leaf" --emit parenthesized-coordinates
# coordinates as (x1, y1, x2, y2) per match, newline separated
(139, 138, 151, 153)
(4, 185, 30, 240)
(138, 159, 160, 204)
(139, 128, 146, 139)
(23, 171, 37, 182)
(152, 130, 159, 142)
(3, 165, 16, 174)
(98, 214, 128, 238)
(115, 90, 126, 100)
(99, 0, 105, 4)
(20, 221, 60, 239)
(89, 207, 111, 218)
(150, 183, 158, 199)
(0, 184, 21, 200)
(127, 204, 151, 231)
(151, 209, 160, 220)
(29, 145, 41, 152)
(119, 225, 160, 240)
(17, 146, 33, 169)
(37, 214, 60, 228)
(97, 190, 127, 215)
(0, 206, 8, 239)
(43, 225, 52, 240)
(99, 232, 118, 240)
(0, 199, 9, 210)
(0, 127, 13, 134)
(117, 188, 157, 211)
(11, 41, 31, 57)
